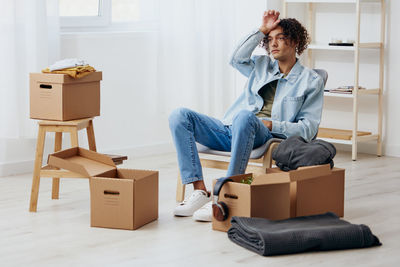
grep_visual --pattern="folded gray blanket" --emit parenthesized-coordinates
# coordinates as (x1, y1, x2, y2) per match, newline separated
(228, 212, 381, 256)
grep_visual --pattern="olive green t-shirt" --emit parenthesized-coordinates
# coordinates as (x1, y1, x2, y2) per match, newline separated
(256, 79, 278, 118)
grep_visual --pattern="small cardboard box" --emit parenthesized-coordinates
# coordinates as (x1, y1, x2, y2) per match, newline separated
(48, 147, 158, 230)
(30, 72, 102, 121)
(212, 164, 345, 232)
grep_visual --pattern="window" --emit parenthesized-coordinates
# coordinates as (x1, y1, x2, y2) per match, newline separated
(60, 0, 158, 32)
(112, 0, 140, 22)
(59, 0, 100, 17)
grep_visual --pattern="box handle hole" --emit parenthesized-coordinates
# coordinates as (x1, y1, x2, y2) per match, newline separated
(39, 84, 52, 89)
(104, 190, 120, 196)
(224, 193, 238, 199)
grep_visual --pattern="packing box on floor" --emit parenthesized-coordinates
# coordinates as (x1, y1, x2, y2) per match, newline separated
(212, 164, 345, 232)
(30, 72, 102, 121)
(48, 147, 158, 230)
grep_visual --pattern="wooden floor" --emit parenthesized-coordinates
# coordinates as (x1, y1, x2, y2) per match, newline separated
(0, 151, 399, 266)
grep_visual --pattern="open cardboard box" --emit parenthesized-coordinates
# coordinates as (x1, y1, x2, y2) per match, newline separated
(48, 147, 158, 230)
(212, 164, 345, 232)
(30, 72, 102, 121)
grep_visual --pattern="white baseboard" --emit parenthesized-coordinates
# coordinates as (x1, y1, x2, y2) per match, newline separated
(334, 142, 400, 158)
(383, 144, 400, 158)
(333, 142, 378, 155)
(0, 159, 35, 177)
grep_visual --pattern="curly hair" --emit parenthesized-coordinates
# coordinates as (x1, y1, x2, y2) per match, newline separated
(260, 18, 310, 56)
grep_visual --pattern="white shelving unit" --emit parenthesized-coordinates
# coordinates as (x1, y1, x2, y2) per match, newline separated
(283, 0, 385, 160)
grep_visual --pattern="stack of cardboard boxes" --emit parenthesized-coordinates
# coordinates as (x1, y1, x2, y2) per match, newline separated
(30, 72, 159, 230)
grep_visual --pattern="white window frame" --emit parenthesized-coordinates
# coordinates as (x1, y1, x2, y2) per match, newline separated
(60, 0, 111, 28)
(60, 0, 159, 33)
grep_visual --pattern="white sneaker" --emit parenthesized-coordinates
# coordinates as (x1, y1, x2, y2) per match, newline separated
(174, 190, 211, 217)
(193, 201, 212, 222)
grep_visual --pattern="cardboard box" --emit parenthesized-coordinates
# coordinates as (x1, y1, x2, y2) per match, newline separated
(30, 72, 102, 121)
(212, 164, 345, 232)
(48, 147, 158, 230)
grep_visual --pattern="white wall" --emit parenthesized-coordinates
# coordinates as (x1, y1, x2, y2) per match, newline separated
(382, 0, 400, 157)
(60, 32, 168, 153)
(59, 0, 269, 157)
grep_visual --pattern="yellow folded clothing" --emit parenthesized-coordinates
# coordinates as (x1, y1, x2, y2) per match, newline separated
(42, 65, 96, 79)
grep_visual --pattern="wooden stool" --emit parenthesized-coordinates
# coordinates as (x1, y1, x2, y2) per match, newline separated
(29, 118, 96, 212)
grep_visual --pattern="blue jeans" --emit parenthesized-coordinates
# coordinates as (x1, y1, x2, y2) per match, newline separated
(169, 108, 273, 184)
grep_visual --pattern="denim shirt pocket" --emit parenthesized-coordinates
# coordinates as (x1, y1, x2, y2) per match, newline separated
(282, 95, 305, 121)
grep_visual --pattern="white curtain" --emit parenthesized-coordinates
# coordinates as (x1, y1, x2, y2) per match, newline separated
(156, 0, 239, 121)
(0, 0, 59, 139)
(0, 0, 59, 174)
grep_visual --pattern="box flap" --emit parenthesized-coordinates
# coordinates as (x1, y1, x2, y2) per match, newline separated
(252, 164, 332, 185)
(252, 173, 291, 185)
(286, 164, 332, 181)
(48, 147, 116, 177)
(107, 169, 158, 182)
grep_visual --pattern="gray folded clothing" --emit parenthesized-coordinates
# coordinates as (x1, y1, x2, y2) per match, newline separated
(272, 136, 336, 171)
(228, 212, 381, 256)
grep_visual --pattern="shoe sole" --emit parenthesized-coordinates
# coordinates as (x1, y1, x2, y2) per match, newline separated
(194, 218, 212, 222)
(193, 213, 212, 222)
(174, 213, 193, 217)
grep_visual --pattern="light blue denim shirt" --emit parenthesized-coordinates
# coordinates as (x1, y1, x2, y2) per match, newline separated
(222, 29, 324, 141)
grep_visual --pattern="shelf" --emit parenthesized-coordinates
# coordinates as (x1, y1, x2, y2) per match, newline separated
(309, 44, 354, 51)
(309, 42, 382, 51)
(324, 89, 380, 97)
(285, 0, 381, 3)
(359, 42, 382, 49)
(317, 128, 379, 144)
(318, 128, 371, 140)
(358, 88, 380, 95)
(324, 92, 354, 98)
(317, 137, 352, 145)
(285, 0, 384, 160)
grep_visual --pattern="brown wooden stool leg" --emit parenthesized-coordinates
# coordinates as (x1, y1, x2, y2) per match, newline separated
(29, 126, 46, 212)
(176, 174, 186, 202)
(51, 132, 62, 199)
(70, 128, 79, 147)
(86, 120, 97, 151)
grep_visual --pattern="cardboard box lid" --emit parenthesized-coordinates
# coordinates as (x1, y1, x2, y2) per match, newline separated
(252, 164, 332, 185)
(48, 147, 116, 177)
(30, 71, 102, 84)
